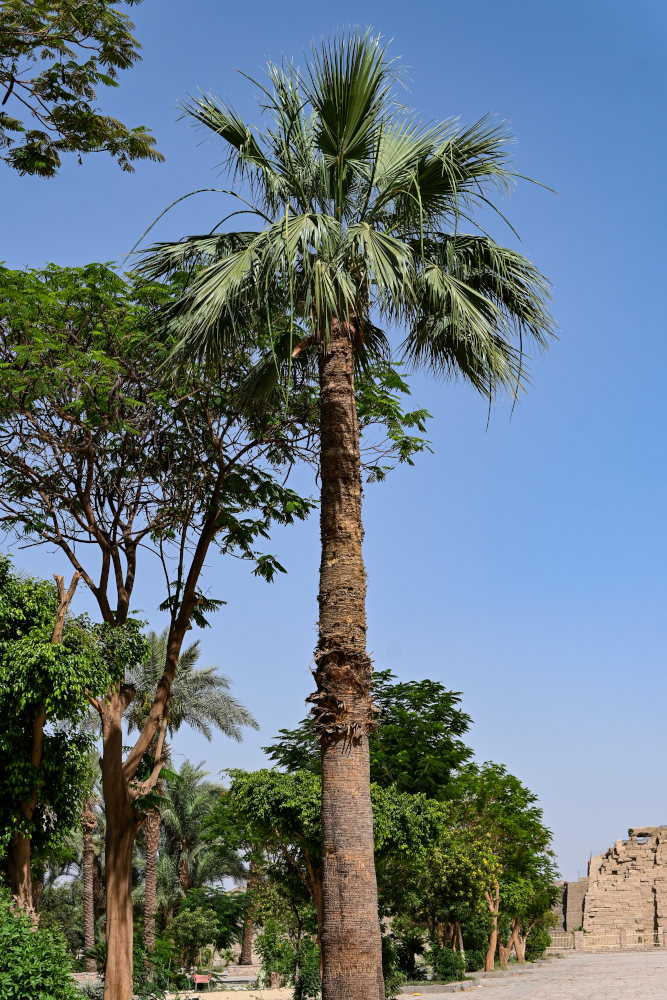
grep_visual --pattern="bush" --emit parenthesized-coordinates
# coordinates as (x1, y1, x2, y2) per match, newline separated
(0, 888, 79, 1000)
(169, 905, 219, 971)
(382, 934, 407, 999)
(463, 947, 486, 972)
(525, 926, 551, 961)
(256, 918, 297, 986)
(293, 937, 320, 999)
(431, 946, 465, 983)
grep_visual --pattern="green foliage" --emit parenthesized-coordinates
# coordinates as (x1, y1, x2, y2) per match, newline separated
(381, 934, 407, 999)
(0, 0, 163, 175)
(0, 887, 79, 999)
(266, 670, 473, 799)
(168, 905, 219, 971)
(0, 555, 128, 858)
(141, 33, 554, 410)
(38, 882, 84, 959)
(430, 947, 465, 983)
(293, 939, 321, 999)
(255, 918, 297, 986)
(177, 888, 246, 950)
(463, 948, 486, 972)
(0, 263, 315, 624)
(525, 926, 551, 961)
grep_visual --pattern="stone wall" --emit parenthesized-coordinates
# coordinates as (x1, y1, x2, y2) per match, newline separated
(580, 827, 667, 935)
(563, 876, 588, 931)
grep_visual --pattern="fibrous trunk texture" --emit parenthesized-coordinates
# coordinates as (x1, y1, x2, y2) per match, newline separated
(101, 694, 140, 1000)
(82, 798, 98, 973)
(310, 328, 384, 1000)
(143, 807, 161, 957)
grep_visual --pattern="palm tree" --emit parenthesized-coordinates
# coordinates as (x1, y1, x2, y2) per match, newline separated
(141, 33, 554, 1000)
(125, 630, 257, 954)
(160, 759, 244, 896)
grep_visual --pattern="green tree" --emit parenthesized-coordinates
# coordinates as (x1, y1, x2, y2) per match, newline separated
(125, 628, 258, 956)
(161, 761, 241, 901)
(267, 670, 472, 798)
(0, 557, 123, 918)
(0, 262, 314, 1000)
(0, 0, 163, 176)
(453, 762, 557, 970)
(141, 32, 554, 999)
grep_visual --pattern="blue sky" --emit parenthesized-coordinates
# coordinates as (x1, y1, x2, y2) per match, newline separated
(2, 0, 666, 880)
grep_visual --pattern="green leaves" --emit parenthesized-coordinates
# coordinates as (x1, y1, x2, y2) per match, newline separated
(0, 0, 163, 175)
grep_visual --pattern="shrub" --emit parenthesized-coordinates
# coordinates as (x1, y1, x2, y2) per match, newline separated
(463, 947, 486, 972)
(0, 888, 79, 1000)
(382, 934, 407, 998)
(431, 946, 465, 983)
(255, 918, 297, 986)
(525, 926, 551, 961)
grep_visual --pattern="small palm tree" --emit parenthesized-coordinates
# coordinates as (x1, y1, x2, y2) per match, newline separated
(126, 630, 257, 953)
(142, 32, 554, 999)
(160, 759, 244, 898)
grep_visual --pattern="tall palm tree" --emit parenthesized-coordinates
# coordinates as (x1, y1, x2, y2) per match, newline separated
(141, 33, 554, 1000)
(125, 630, 257, 953)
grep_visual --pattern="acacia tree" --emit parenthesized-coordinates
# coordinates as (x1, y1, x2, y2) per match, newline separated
(0, 261, 424, 1000)
(0, 0, 163, 175)
(141, 32, 554, 999)
(0, 263, 312, 1000)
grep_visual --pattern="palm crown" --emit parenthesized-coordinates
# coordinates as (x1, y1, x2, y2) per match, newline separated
(142, 31, 554, 394)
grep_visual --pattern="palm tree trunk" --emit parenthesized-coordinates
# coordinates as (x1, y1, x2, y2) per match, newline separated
(82, 797, 98, 974)
(143, 807, 160, 958)
(310, 326, 384, 1000)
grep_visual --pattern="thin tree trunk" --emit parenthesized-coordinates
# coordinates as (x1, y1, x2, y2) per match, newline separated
(310, 328, 384, 1000)
(485, 882, 500, 972)
(143, 804, 161, 958)
(82, 797, 98, 974)
(239, 858, 258, 965)
(101, 694, 140, 1000)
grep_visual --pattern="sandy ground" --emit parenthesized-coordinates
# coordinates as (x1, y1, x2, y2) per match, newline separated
(170, 991, 292, 1000)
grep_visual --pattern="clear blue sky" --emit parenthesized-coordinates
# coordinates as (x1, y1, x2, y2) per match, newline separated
(2, 0, 666, 881)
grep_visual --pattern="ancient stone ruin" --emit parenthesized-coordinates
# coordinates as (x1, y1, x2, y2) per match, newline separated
(560, 826, 667, 940)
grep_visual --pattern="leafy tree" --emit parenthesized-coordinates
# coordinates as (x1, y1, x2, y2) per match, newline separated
(267, 670, 472, 798)
(0, 556, 123, 917)
(0, 0, 163, 176)
(452, 762, 557, 969)
(141, 32, 554, 999)
(0, 260, 425, 999)
(0, 262, 315, 1000)
(125, 629, 257, 956)
(168, 905, 219, 972)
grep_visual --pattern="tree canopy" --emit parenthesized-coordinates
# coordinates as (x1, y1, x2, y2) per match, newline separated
(0, 0, 163, 176)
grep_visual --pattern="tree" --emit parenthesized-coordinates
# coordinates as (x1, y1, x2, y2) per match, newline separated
(160, 761, 241, 899)
(452, 762, 557, 970)
(0, 556, 122, 918)
(0, 263, 314, 1000)
(141, 32, 554, 1000)
(125, 628, 258, 956)
(0, 0, 163, 176)
(267, 670, 473, 798)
